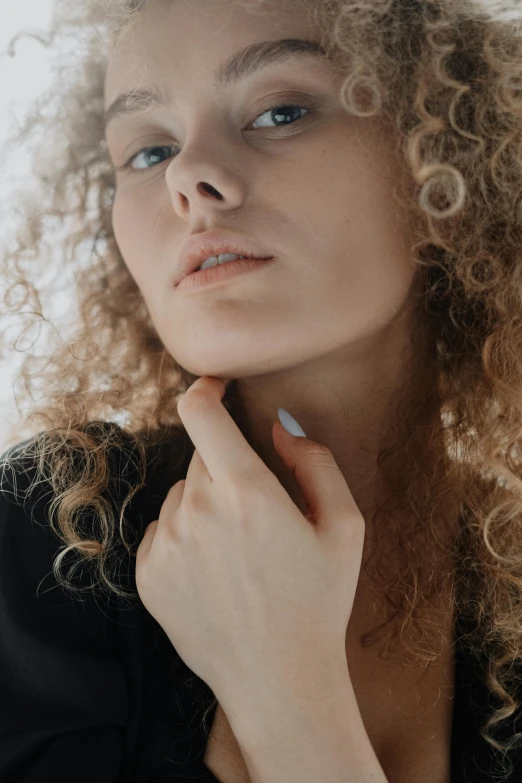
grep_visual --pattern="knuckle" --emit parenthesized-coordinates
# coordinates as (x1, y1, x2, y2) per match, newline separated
(177, 389, 207, 416)
(226, 474, 252, 506)
(178, 392, 205, 414)
(226, 472, 267, 513)
(305, 446, 337, 469)
(167, 479, 185, 497)
(346, 512, 366, 539)
(182, 485, 210, 514)
(135, 556, 152, 588)
(305, 442, 332, 457)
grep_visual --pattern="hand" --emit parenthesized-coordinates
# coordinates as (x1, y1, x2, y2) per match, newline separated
(135, 376, 365, 714)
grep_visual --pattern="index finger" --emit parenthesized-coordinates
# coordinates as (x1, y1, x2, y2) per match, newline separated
(177, 376, 267, 481)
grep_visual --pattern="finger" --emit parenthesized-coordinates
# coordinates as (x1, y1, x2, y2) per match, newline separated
(155, 479, 186, 534)
(274, 421, 362, 538)
(184, 446, 210, 485)
(135, 518, 158, 590)
(137, 518, 159, 563)
(177, 376, 267, 481)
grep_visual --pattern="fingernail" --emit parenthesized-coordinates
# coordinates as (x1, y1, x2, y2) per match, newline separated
(277, 408, 307, 438)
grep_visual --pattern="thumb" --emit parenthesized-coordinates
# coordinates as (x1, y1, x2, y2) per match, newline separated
(272, 409, 359, 539)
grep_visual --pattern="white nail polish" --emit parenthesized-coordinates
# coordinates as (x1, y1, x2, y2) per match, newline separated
(278, 408, 307, 438)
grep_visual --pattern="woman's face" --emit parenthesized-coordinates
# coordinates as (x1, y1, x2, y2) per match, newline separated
(104, 0, 420, 383)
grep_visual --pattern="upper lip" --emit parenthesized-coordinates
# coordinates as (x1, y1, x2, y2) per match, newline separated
(175, 231, 274, 286)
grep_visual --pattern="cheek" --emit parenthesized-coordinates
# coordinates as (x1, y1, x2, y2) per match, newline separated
(111, 193, 126, 250)
(111, 194, 150, 289)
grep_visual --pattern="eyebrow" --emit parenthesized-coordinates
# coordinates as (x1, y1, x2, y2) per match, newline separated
(104, 37, 328, 130)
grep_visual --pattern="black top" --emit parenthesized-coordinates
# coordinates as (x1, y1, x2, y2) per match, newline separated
(0, 428, 521, 783)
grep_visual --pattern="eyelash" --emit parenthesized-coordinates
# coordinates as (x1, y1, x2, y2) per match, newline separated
(119, 103, 315, 173)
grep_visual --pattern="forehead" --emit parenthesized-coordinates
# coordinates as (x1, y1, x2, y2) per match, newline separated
(104, 0, 323, 98)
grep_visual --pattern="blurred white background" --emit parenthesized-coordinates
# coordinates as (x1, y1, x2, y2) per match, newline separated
(0, 2, 57, 450)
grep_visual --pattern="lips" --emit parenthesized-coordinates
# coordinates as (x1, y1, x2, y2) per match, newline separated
(175, 231, 274, 286)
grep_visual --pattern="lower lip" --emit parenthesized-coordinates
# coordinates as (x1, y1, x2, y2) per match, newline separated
(176, 257, 274, 293)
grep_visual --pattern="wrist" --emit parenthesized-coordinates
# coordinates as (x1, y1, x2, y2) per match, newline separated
(225, 661, 357, 747)
(225, 671, 389, 783)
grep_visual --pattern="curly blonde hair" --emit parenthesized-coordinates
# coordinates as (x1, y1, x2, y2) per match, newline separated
(2, 0, 522, 775)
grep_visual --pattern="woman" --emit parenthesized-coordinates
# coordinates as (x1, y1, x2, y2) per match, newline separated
(0, 0, 521, 781)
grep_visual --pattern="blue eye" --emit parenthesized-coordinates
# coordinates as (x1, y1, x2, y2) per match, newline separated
(122, 104, 313, 173)
(126, 145, 175, 171)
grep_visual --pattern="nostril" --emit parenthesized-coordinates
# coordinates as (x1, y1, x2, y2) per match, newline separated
(199, 183, 223, 199)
